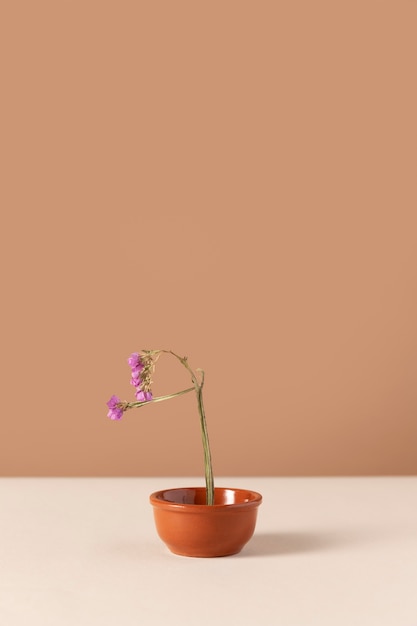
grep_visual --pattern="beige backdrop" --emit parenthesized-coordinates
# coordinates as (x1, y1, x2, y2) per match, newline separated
(1, 1, 416, 477)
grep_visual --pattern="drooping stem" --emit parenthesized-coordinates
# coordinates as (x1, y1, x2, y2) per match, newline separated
(159, 350, 215, 505)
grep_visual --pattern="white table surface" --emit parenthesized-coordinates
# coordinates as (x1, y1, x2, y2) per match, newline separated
(0, 477, 416, 625)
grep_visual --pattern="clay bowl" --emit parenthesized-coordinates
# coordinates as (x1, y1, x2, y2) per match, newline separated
(149, 486, 262, 557)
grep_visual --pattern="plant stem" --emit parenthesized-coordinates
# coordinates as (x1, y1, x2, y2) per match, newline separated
(160, 350, 215, 505)
(125, 386, 194, 409)
(196, 375, 214, 505)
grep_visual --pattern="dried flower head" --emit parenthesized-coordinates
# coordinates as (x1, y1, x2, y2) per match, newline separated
(127, 350, 158, 402)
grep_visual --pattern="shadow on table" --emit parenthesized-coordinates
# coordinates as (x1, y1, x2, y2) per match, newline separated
(107, 530, 369, 560)
(240, 530, 359, 557)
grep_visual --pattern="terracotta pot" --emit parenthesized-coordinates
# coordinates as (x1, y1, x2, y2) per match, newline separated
(149, 486, 262, 557)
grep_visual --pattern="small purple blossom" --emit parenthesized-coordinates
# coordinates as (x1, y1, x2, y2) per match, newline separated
(130, 366, 143, 378)
(127, 353, 143, 370)
(135, 389, 153, 402)
(106, 395, 124, 420)
(128, 353, 144, 389)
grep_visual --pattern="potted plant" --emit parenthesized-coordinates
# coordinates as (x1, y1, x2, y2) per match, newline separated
(107, 349, 262, 557)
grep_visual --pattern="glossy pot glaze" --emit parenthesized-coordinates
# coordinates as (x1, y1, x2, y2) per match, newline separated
(149, 486, 262, 557)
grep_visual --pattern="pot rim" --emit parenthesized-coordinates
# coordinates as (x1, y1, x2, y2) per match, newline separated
(149, 486, 262, 511)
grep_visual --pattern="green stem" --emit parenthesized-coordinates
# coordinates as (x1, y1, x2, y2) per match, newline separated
(159, 350, 215, 505)
(196, 375, 214, 505)
(125, 386, 194, 409)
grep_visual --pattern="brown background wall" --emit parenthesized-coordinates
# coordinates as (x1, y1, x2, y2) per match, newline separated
(1, 1, 416, 477)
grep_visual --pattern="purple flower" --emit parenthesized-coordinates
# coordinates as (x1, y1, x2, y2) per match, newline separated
(128, 353, 144, 384)
(106, 395, 124, 420)
(135, 390, 153, 402)
(127, 353, 143, 370)
(130, 366, 143, 378)
(107, 395, 120, 408)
